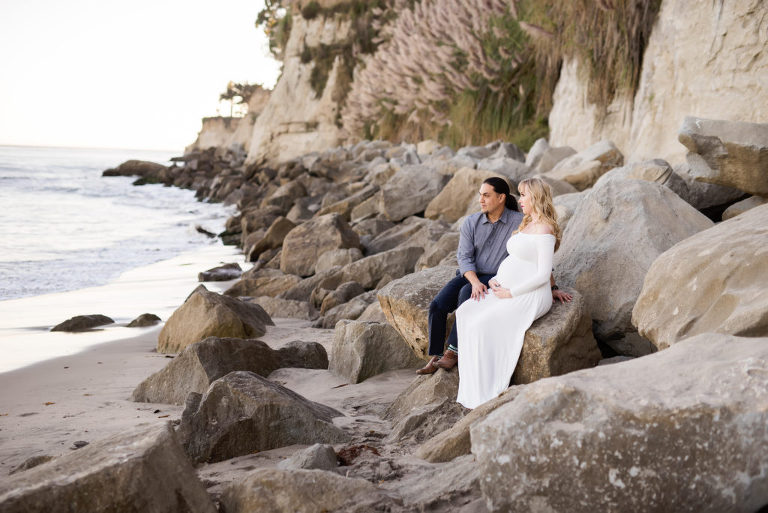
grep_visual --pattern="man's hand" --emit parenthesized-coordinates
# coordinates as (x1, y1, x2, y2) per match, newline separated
(553, 289, 572, 303)
(470, 281, 488, 300)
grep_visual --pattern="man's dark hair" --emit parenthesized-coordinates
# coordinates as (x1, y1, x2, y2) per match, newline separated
(483, 177, 518, 211)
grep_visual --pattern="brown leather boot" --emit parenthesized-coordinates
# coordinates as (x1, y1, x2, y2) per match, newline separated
(436, 349, 458, 369)
(416, 355, 440, 375)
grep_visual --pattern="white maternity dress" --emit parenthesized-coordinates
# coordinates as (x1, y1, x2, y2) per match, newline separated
(455, 232, 555, 409)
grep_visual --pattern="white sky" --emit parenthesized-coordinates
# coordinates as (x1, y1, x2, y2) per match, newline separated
(0, 0, 282, 152)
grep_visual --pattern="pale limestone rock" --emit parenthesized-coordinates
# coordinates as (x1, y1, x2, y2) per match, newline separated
(525, 138, 577, 174)
(157, 288, 273, 354)
(377, 265, 458, 359)
(280, 213, 360, 277)
(417, 139, 442, 155)
(315, 184, 379, 220)
(549, 1, 768, 165)
(679, 116, 768, 196)
(313, 290, 377, 329)
(315, 247, 363, 274)
(0, 423, 216, 513)
(277, 444, 338, 471)
(673, 162, 747, 210)
(219, 468, 392, 513)
(475, 157, 531, 185)
(471, 333, 768, 513)
(632, 203, 768, 350)
(379, 164, 451, 221)
(132, 337, 327, 405)
(249, 296, 315, 320)
(424, 167, 497, 223)
(554, 176, 712, 353)
(385, 368, 460, 423)
(363, 216, 427, 254)
(247, 216, 296, 261)
(552, 191, 585, 231)
(179, 371, 348, 463)
(595, 159, 689, 200)
(340, 246, 424, 290)
(416, 232, 460, 271)
(722, 195, 768, 220)
(546, 140, 624, 190)
(386, 399, 466, 446)
(319, 281, 365, 315)
(531, 173, 578, 197)
(224, 269, 303, 298)
(330, 320, 423, 383)
(357, 300, 387, 323)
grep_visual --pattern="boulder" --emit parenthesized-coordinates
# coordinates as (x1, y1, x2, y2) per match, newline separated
(263, 180, 306, 211)
(386, 399, 466, 446)
(50, 314, 114, 332)
(525, 138, 577, 174)
(218, 468, 393, 513)
(102, 159, 168, 178)
(476, 158, 531, 185)
(280, 214, 360, 277)
(722, 195, 768, 220)
(240, 206, 283, 242)
(179, 371, 348, 463)
(357, 300, 387, 323)
(349, 192, 382, 222)
(278, 267, 345, 302)
(340, 246, 425, 290)
(350, 217, 394, 240)
(157, 288, 273, 354)
(553, 176, 713, 353)
(363, 216, 428, 255)
(512, 288, 601, 385)
(198, 262, 242, 282)
(416, 386, 522, 463)
(312, 291, 378, 329)
(679, 116, 768, 196)
(596, 159, 689, 200)
(315, 248, 363, 273)
(249, 296, 315, 320)
(552, 191, 585, 231)
(471, 333, 768, 513)
(223, 269, 302, 298)
(319, 281, 365, 315)
(247, 216, 296, 261)
(424, 167, 497, 223)
(0, 423, 216, 513)
(315, 184, 379, 219)
(126, 313, 161, 328)
(532, 173, 579, 197)
(276, 444, 338, 471)
(377, 265, 458, 359)
(632, 203, 768, 350)
(385, 368, 459, 423)
(416, 232, 460, 271)
(330, 320, 423, 383)
(379, 165, 451, 221)
(673, 162, 747, 210)
(546, 140, 624, 190)
(417, 139, 442, 156)
(132, 337, 327, 405)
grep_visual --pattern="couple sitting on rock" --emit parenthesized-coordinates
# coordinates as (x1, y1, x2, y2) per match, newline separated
(417, 176, 571, 409)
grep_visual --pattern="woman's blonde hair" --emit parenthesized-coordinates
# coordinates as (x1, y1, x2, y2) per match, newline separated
(516, 177, 562, 251)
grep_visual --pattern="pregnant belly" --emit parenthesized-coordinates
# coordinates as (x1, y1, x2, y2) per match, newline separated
(495, 258, 535, 289)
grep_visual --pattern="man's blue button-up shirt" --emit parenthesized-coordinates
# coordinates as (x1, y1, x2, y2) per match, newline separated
(457, 208, 523, 276)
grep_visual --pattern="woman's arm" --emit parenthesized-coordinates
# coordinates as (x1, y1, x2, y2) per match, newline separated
(497, 236, 555, 298)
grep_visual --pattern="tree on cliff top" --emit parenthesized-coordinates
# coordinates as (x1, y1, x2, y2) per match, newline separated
(219, 82, 264, 117)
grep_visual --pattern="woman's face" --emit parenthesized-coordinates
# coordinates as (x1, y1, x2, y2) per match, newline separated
(518, 184, 530, 215)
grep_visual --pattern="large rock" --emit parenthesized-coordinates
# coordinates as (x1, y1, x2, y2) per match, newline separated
(632, 203, 768, 350)
(0, 423, 216, 513)
(247, 296, 315, 320)
(424, 167, 497, 223)
(476, 158, 531, 185)
(525, 138, 577, 174)
(512, 288, 601, 385)
(722, 195, 768, 220)
(471, 333, 768, 512)
(673, 162, 747, 210)
(313, 291, 377, 329)
(50, 314, 114, 332)
(198, 262, 242, 282)
(132, 337, 327, 405)
(330, 321, 423, 383)
(679, 116, 768, 196)
(554, 176, 713, 353)
(385, 369, 460, 423)
(546, 140, 624, 190)
(247, 216, 296, 261)
(379, 164, 451, 221)
(102, 159, 168, 178)
(363, 216, 428, 255)
(552, 191, 585, 231)
(315, 247, 363, 273)
(280, 214, 360, 277)
(377, 265, 458, 359)
(276, 444, 338, 471)
(340, 246, 424, 290)
(218, 468, 393, 513)
(179, 371, 348, 463)
(596, 159, 689, 200)
(416, 232, 460, 271)
(157, 288, 273, 354)
(223, 269, 302, 298)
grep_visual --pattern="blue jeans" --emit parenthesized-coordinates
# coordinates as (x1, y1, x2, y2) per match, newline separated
(427, 272, 493, 356)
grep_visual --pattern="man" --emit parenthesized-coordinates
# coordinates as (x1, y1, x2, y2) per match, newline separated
(416, 176, 571, 375)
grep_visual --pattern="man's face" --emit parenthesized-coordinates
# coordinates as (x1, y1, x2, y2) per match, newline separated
(479, 183, 505, 215)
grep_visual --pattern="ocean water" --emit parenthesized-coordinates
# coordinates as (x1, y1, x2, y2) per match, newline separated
(0, 145, 233, 300)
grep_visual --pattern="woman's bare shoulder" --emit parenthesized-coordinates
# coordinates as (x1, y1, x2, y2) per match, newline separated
(527, 222, 555, 235)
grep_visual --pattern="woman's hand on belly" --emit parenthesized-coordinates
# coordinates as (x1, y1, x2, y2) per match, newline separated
(490, 281, 512, 299)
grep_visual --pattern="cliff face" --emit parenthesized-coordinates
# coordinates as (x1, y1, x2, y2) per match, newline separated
(186, 88, 271, 154)
(549, 0, 768, 164)
(245, 13, 352, 165)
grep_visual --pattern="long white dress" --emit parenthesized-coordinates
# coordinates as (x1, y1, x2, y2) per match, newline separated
(456, 232, 555, 409)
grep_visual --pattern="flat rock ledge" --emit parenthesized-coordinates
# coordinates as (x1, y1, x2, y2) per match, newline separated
(0, 423, 216, 513)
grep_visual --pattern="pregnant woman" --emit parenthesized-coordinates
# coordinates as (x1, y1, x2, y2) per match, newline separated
(455, 177, 561, 409)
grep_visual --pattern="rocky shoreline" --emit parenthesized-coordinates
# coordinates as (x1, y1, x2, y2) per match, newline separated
(1, 116, 767, 511)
